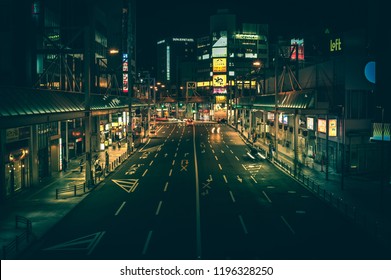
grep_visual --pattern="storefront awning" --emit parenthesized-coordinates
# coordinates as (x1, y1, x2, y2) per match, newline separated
(239, 89, 315, 110)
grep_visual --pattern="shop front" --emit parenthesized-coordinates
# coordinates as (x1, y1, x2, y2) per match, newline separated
(4, 127, 31, 197)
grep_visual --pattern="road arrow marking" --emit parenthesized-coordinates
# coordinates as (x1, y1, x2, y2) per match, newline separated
(237, 176, 243, 183)
(112, 179, 139, 193)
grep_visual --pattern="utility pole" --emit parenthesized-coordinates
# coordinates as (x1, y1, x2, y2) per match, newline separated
(274, 43, 279, 160)
(126, 0, 134, 155)
(84, 3, 93, 188)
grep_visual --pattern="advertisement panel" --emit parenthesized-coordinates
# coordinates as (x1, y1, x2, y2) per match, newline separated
(317, 119, 326, 133)
(212, 47, 227, 58)
(307, 117, 314, 130)
(329, 119, 337, 137)
(290, 39, 304, 60)
(212, 75, 226, 87)
(213, 58, 227, 73)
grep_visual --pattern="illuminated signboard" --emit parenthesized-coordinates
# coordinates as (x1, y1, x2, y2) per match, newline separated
(122, 54, 128, 93)
(267, 112, 275, 121)
(212, 47, 227, 58)
(279, 114, 288, 124)
(213, 58, 227, 73)
(215, 95, 227, 103)
(307, 117, 314, 130)
(330, 38, 342, 52)
(212, 75, 226, 87)
(370, 123, 390, 141)
(173, 38, 194, 42)
(234, 34, 261, 40)
(290, 39, 305, 60)
(318, 119, 326, 133)
(329, 119, 337, 137)
(213, 87, 227, 94)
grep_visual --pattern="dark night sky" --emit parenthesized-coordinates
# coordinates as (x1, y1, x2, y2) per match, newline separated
(135, 0, 371, 69)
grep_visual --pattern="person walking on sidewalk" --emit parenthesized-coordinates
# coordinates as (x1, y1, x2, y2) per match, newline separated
(62, 158, 68, 172)
(79, 158, 84, 172)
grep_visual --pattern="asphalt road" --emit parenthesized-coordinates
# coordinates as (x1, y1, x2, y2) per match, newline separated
(22, 123, 390, 260)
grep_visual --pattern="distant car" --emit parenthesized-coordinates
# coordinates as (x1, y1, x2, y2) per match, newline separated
(246, 147, 266, 161)
(186, 119, 194, 126)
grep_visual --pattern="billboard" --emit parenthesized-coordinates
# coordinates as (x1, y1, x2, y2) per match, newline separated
(317, 119, 326, 133)
(212, 47, 227, 58)
(307, 117, 314, 130)
(212, 75, 226, 87)
(329, 119, 337, 137)
(290, 39, 304, 61)
(213, 58, 227, 73)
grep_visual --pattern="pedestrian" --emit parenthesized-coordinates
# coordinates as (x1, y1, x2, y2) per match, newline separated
(62, 158, 68, 172)
(118, 141, 121, 149)
(79, 158, 84, 172)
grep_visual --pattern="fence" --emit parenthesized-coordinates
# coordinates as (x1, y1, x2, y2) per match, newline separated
(2, 215, 34, 259)
(272, 156, 390, 248)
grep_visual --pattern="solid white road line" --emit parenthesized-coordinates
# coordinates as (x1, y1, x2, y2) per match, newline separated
(281, 216, 296, 235)
(238, 215, 248, 234)
(142, 231, 153, 255)
(193, 124, 202, 259)
(114, 201, 126, 216)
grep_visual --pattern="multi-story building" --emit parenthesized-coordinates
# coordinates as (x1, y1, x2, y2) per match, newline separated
(0, 0, 137, 200)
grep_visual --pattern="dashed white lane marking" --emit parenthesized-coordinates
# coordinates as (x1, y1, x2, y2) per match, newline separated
(142, 231, 153, 255)
(229, 191, 236, 203)
(235, 156, 240, 161)
(155, 201, 163, 215)
(262, 191, 272, 203)
(215, 155, 219, 161)
(169, 169, 173, 176)
(238, 215, 248, 234)
(172, 160, 175, 166)
(164, 182, 169, 192)
(281, 216, 295, 235)
(223, 175, 228, 183)
(218, 164, 222, 170)
(142, 169, 148, 177)
(149, 160, 154, 166)
(251, 176, 258, 184)
(114, 201, 126, 216)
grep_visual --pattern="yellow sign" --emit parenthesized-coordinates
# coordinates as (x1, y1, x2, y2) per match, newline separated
(317, 119, 326, 133)
(213, 58, 227, 73)
(212, 75, 226, 87)
(329, 119, 337, 136)
(215, 96, 227, 104)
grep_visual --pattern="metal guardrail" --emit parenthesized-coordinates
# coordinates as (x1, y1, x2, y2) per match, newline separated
(272, 157, 390, 248)
(231, 123, 391, 249)
(2, 215, 34, 259)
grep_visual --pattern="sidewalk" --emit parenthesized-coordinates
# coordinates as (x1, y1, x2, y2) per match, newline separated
(0, 139, 138, 259)
(233, 124, 391, 251)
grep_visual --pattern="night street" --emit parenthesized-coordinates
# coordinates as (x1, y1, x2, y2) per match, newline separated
(21, 123, 389, 260)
